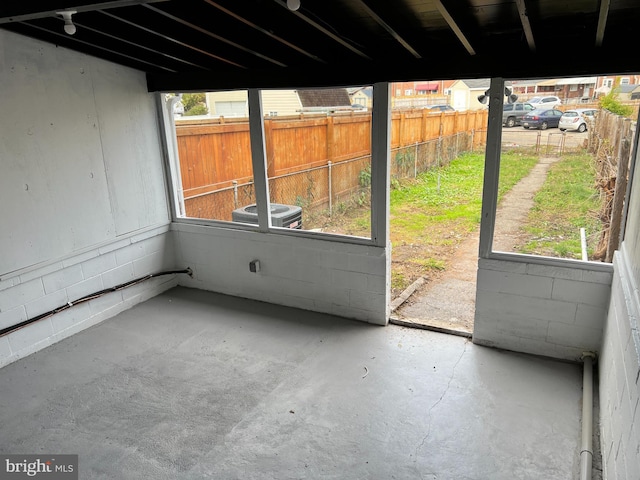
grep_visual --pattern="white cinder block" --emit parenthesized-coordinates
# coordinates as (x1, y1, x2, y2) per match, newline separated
(101, 263, 135, 288)
(82, 253, 117, 279)
(346, 253, 385, 275)
(494, 315, 550, 342)
(132, 251, 165, 276)
(477, 258, 527, 273)
(331, 269, 368, 290)
(526, 263, 583, 281)
(0, 277, 19, 293)
(88, 290, 123, 316)
(349, 290, 382, 312)
(141, 234, 168, 255)
(575, 304, 607, 330)
(7, 319, 54, 354)
(0, 337, 11, 362)
(50, 303, 92, 334)
(583, 269, 613, 285)
(0, 278, 44, 312)
(115, 242, 146, 266)
(552, 278, 611, 306)
(316, 250, 351, 270)
(24, 289, 69, 319)
(309, 283, 350, 307)
(19, 262, 64, 283)
(42, 264, 84, 294)
(98, 237, 131, 255)
(366, 273, 387, 293)
(0, 306, 27, 331)
(61, 249, 99, 269)
(475, 291, 577, 324)
(295, 264, 331, 284)
(477, 268, 553, 299)
(546, 322, 602, 350)
(66, 275, 104, 302)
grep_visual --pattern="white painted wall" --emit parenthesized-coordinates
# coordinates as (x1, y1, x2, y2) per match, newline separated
(473, 257, 612, 361)
(0, 31, 175, 367)
(173, 224, 389, 324)
(599, 139, 640, 480)
(600, 247, 640, 480)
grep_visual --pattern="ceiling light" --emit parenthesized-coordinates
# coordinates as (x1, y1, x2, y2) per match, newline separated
(57, 10, 77, 35)
(287, 0, 301, 11)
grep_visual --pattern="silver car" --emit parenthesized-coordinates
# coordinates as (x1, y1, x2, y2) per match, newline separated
(559, 109, 598, 133)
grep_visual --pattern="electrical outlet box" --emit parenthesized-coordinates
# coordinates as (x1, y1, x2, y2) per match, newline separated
(249, 260, 260, 273)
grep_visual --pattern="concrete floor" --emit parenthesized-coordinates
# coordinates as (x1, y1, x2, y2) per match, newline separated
(0, 287, 584, 479)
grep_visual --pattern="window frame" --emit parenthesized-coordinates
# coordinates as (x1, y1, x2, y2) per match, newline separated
(158, 85, 391, 249)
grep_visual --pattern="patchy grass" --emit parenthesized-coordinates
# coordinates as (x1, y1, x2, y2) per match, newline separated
(519, 153, 602, 259)
(388, 151, 538, 292)
(306, 150, 540, 295)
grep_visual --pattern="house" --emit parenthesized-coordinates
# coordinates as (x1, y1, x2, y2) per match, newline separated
(204, 88, 352, 117)
(348, 86, 373, 108)
(614, 84, 640, 101)
(449, 79, 500, 111)
(1, 1, 639, 479)
(555, 77, 598, 102)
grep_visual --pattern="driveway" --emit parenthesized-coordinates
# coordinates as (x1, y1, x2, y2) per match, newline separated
(501, 126, 589, 154)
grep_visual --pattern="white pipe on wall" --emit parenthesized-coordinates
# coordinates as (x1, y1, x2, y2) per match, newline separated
(580, 352, 596, 480)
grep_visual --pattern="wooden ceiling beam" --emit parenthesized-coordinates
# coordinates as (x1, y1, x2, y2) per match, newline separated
(434, 0, 476, 55)
(514, 0, 536, 52)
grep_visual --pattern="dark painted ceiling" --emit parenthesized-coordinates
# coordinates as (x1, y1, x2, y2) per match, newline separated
(1, 0, 639, 91)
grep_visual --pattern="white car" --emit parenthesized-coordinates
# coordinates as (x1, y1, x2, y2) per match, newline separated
(527, 96, 562, 108)
(559, 108, 598, 133)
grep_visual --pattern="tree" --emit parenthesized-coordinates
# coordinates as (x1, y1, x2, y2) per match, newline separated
(182, 93, 208, 116)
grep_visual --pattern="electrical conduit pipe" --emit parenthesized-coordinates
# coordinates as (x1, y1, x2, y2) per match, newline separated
(580, 352, 596, 480)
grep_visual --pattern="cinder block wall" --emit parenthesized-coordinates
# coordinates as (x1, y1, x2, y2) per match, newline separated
(0, 31, 174, 367)
(473, 257, 613, 361)
(0, 229, 177, 368)
(599, 248, 640, 480)
(173, 223, 390, 325)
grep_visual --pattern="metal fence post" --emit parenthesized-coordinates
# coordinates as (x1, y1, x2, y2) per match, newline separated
(414, 141, 418, 177)
(232, 180, 238, 208)
(328, 161, 333, 216)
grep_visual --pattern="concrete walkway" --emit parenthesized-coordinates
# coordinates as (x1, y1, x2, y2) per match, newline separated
(0, 287, 583, 479)
(393, 156, 561, 333)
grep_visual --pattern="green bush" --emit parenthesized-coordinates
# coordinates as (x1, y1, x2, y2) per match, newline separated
(599, 90, 633, 117)
(185, 104, 208, 116)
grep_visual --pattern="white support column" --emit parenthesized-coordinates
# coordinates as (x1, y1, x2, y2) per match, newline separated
(478, 78, 505, 258)
(371, 82, 391, 248)
(248, 89, 271, 232)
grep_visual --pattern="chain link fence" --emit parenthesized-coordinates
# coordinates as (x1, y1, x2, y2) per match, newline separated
(183, 130, 483, 225)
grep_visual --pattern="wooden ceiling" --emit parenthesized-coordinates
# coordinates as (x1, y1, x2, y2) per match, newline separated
(1, 0, 638, 91)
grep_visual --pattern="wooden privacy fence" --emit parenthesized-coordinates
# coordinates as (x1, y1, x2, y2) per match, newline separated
(589, 110, 636, 261)
(176, 109, 488, 221)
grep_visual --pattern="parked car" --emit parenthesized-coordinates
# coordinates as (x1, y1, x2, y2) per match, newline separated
(526, 96, 562, 108)
(428, 104, 455, 112)
(559, 108, 598, 132)
(502, 102, 535, 127)
(522, 108, 564, 130)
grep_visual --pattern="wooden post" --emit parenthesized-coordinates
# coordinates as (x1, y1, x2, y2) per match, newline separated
(263, 117, 276, 178)
(606, 120, 632, 262)
(326, 116, 335, 162)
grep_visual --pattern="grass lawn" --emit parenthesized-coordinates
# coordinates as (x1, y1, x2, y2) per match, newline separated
(519, 152, 602, 259)
(387, 151, 538, 291)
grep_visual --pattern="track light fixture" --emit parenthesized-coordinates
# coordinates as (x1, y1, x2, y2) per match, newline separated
(287, 0, 301, 11)
(57, 10, 77, 35)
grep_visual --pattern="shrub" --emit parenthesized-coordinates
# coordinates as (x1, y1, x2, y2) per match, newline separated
(599, 90, 633, 117)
